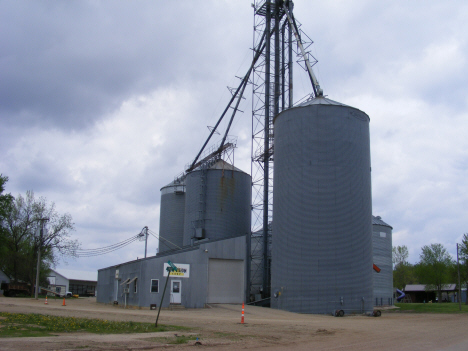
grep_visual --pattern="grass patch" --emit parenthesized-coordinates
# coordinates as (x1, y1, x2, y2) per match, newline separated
(214, 331, 238, 338)
(0, 312, 189, 338)
(394, 303, 468, 313)
(150, 335, 198, 344)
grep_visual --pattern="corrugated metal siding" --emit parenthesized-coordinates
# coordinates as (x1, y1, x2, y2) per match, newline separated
(97, 235, 246, 308)
(183, 167, 251, 246)
(159, 182, 185, 253)
(372, 221, 393, 306)
(97, 268, 117, 303)
(271, 102, 374, 314)
(250, 231, 272, 296)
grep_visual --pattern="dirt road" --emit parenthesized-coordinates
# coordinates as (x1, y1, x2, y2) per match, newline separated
(1, 296, 467, 350)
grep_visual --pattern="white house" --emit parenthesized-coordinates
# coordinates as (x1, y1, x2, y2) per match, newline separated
(47, 270, 69, 296)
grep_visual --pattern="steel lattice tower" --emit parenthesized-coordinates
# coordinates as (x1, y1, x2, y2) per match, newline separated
(249, 0, 293, 299)
(248, 0, 323, 301)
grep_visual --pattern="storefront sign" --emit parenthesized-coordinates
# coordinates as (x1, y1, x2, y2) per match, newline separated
(163, 263, 190, 278)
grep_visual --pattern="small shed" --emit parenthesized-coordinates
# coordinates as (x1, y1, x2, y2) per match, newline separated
(404, 284, 458, 303)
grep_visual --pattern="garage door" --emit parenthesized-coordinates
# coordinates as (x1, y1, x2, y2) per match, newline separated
(207, 259, 244, 303)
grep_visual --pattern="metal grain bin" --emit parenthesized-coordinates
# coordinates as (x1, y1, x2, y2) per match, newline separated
(372, 215, 393, 306)
(158, 179, 185, 253)
(271, 97, 374, 314)
(183, 160, 251, 246)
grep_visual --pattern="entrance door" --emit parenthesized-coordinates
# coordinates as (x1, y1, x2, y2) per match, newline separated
(171, 280, 181, 304)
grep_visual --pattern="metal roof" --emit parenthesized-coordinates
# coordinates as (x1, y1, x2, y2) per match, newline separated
(160, 179, 185, 191)
(297, 96, 350, 107)
(372, 215, 393, 229)
(404, 284, 457, 292)
(208, 159, 244, 172)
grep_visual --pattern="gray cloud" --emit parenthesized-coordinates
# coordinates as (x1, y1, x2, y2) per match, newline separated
(1, 0, 468, 272)
(0, 1, 252, 130)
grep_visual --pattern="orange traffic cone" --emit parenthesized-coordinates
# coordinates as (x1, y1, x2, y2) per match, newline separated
(241, 302, 245, 324)
(62, 298, 66, 306)
(44, 296, 48, 305)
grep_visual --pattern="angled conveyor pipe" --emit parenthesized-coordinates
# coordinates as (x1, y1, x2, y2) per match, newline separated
(187, 30, 268, 172)
(218, 73, 249, 151)
(282, 3, 323, 97)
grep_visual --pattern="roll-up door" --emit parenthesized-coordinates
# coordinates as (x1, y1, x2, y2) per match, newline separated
(207, 259, 244, 303)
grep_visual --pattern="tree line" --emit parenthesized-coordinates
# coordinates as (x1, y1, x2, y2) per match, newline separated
(0, 174, 80, 295)
(393, 240, 468, 303)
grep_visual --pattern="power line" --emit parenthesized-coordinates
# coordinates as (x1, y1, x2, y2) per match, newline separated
(66, 233, 142, 257)
(67, 227, 183, 258)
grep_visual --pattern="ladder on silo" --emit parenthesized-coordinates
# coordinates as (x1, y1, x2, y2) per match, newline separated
(198, 166, 207, 220)
(194, 156, 217, 240)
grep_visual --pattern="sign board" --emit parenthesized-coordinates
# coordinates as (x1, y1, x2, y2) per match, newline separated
(163, 263, 190, 278)
(167, 260, 178, 271)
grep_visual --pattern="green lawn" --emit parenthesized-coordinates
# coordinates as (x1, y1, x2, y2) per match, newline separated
(394, 303, 468, 313)
(0, 312, 189, 338)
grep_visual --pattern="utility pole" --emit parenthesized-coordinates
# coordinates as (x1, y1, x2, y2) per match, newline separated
(144, 226, 148, 259)
(457, 243, 462, 311)
(35, 217, 49, 299)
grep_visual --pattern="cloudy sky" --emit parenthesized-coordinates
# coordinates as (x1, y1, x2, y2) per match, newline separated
(1, 0, 467, 279)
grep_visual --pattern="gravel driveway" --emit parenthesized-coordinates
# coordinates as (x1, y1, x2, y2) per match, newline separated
(1, 296, 467, 350)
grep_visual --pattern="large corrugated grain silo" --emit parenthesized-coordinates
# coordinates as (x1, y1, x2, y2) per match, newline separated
(271, 96, 374, 314)
(158, 179, 185, 253)
(372, 215, 393, 306)
(183, 160, 251, 246)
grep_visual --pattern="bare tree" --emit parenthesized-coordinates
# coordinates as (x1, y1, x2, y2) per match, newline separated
(393, 245, 409, 267)
(0, 190, 80, 293)
(32, 195, 80, 262)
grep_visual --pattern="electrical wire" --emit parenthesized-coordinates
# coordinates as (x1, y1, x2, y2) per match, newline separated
(65, 234, 142, 257)
(67, 227, 184, 258)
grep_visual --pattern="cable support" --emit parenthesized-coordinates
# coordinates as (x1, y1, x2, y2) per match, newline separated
(147, 229, 183, 252)
(282, 3, 323, 97)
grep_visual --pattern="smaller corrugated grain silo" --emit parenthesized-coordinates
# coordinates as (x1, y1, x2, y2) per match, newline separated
(183, 160, 251, 246)
(372, 215, 393, 306)
(158, 179, 186, 253)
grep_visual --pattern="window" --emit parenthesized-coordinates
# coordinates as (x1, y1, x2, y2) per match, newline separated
(150, 279, 159, 293)
(134, 278, 138, 293)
